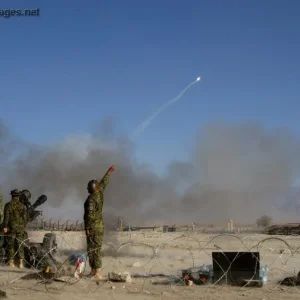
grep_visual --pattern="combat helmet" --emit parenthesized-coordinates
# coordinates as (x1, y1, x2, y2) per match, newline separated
(10, 189, 21, 197)
(21, 189, 32, 201)
(87, 179, 99, 194)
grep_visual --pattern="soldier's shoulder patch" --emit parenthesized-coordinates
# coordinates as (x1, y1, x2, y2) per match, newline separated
(88, 202, 94, 211)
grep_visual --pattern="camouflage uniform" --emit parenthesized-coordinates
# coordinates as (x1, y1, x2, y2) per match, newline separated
(3, 189, 28, 264)
(0, 191, 4, 224)
(2, 201, 9, 258)
(84, 171, 111, 270)
(0, 191, 4, 256)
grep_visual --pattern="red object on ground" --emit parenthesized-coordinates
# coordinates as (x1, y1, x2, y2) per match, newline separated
(75, 258, 83, 276)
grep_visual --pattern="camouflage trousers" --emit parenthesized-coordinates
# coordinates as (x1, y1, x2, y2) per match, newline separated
(86, 228, 104, 269)
(6, 232, 26, 260)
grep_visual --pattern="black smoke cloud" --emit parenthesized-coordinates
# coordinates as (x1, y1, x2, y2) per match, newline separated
(1, 119, 300, 226)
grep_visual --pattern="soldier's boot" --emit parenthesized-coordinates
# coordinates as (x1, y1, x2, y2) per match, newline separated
(88, 269, 95, 278)
(7, 260, 15, 267)
(18, 259, 24, 269)
(92, 268, 102, 280)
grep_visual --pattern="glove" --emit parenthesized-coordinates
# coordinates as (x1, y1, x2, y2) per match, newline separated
(108, 165, 115, 174)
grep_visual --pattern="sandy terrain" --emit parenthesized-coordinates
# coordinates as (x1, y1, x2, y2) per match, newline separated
(1, 231, 300, 300)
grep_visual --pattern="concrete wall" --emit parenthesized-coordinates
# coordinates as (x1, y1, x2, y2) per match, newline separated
(27, 230, 86, 251)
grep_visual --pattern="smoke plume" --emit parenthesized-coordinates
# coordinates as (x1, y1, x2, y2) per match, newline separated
(1, 119, 300, 226)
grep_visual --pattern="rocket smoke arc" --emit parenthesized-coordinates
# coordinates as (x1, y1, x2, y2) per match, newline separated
(2, 117, 300, 226)
(131, 76, 201, 138)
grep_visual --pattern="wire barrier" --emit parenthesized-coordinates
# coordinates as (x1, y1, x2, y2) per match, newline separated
(1, 229, 300, 299)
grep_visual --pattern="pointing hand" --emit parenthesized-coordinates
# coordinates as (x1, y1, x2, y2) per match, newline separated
(108, 165, 115, 174)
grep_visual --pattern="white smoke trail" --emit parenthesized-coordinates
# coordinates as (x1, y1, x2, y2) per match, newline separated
(131, 76, 201, 138)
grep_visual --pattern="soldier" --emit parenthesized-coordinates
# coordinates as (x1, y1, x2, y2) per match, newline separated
(0, 190, 4, 258)
(0, 190, 3, 223)
(20, 189, 32, 207)
(1, 192, 12, 260)
(20, 190, 32, 223)
(2, 189, 28, 268)
(2, 189, 31, 260)
(19, 190, 47, 223)
(84, 165, 115, 279)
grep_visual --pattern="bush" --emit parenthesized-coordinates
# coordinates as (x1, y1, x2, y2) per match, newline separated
(256, 215, 273, 228)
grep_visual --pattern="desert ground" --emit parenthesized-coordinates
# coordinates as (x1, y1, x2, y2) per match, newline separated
(1, 230, 300, 300)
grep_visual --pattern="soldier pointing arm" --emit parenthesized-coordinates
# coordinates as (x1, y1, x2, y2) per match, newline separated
(84, 165, 115, 280)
